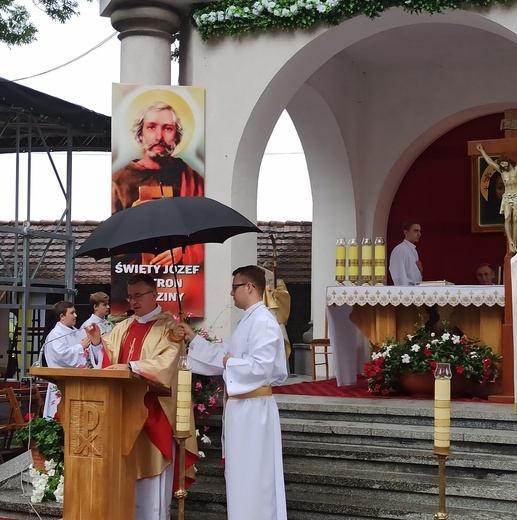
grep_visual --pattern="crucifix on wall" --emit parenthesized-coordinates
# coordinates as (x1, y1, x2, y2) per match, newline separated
(468, 108, 517, 405)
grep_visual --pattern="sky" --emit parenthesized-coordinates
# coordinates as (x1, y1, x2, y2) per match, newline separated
(0, 1, 312, 222)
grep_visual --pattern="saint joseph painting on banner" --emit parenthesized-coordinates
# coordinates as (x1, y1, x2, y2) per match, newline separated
(111, 84, 206, 317)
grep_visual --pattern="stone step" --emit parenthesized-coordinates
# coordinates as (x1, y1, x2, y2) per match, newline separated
(274, 395, 517, 430)
(197, 444, 517, 492)
(185, 475, 517, 520)
(279, 416, 517, 454)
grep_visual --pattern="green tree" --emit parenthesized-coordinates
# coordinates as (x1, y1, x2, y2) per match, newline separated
(0, 0, 91, 46)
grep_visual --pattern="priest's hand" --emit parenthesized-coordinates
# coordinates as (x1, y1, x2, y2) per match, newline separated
(85, 323, 101, 346)
(105, 364, 130, 370)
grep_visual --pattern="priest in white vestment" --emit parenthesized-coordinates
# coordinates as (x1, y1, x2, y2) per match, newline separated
(179, 265, 288, 520)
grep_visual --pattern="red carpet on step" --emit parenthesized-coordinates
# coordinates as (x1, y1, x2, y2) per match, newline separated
(272, 377, 505, 402)
(273, 377, 373, 398)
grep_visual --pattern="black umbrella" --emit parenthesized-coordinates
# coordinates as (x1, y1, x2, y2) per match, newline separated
(75, 197, 262, 260)
(75, 196, 263, 313)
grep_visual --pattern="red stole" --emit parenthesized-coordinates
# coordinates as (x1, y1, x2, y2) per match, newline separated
(119, 320, 154, 363)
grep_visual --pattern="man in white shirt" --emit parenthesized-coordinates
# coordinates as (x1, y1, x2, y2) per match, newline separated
(389, 220, 423, 285)
(80, 292, 113, 336)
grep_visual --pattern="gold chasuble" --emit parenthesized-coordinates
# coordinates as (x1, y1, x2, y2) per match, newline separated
(100, 311, 198, 487)
(263, 279, 292, 360)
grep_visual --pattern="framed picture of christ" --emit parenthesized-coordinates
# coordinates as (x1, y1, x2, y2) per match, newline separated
(471, 155, 505, 233)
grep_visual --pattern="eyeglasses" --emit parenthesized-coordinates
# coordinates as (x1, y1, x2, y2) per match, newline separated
(231, 283, 247, 292)
(125, 290, 154, 302)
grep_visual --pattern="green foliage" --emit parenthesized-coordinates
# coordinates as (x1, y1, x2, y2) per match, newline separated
(15, 416, 64, 464)
(190, 0, 506, 41)
(0, 0, 91, 46)
(364, 325, 502, 395)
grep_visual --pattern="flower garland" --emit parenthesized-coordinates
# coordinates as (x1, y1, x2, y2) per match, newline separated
(191, 0, 503, 41)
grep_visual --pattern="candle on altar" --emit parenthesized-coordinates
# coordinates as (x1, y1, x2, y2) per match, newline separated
(374, 237, 386, 285)
(361, 238, 372, 284)
(434, 363, 452, 454)
(348, 238, 359, 283)
(176, 356, 192, 435)
(335, 238, 346, 283)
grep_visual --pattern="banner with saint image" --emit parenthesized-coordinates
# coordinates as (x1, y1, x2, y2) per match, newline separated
(111, 84, 205, 317)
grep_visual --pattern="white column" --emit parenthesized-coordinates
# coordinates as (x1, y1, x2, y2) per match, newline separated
(102, 2, 180, 85)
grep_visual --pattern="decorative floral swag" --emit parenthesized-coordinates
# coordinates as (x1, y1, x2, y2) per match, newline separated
(191, 0, 504, 41)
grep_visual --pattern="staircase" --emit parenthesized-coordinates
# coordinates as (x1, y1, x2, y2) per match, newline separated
(0, 395, 516, 519)
(180, 395, 517, 519)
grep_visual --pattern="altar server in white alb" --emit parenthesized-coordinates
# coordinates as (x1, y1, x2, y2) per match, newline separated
(179, 265, 288, 520)
(80, 291, 113, 336)
(389, 219, 424, 285)
(42, 301, 91, 418)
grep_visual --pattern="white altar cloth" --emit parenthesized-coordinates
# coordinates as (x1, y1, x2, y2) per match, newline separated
(326, 285, 504, 387)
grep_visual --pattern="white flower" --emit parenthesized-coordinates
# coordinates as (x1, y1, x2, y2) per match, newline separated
(244, 7, 250, 12)
(431, 332, 435, 337)
(198, 450, 206, 458)
(401, 354, 411, 363)
(201, 434, 212, 444)
(452, 335, 461, 344)
(411, 344, 420, 352)
(372, 352, 383, 360)
(316, 4, 327, 12)
(282, 8, 290, 15)
(426, 343, 431, 348)
(195, 429, 200, 438)
(217, 12, 225, 21)
(441, 333, 450, 341)
(54, 476, 64, 503)
(290, 5, 298, 13)
(431, 339, 439, 345)
(407, 334, 413, 340)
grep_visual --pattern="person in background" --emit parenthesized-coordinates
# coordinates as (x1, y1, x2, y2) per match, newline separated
(476, 263, 496, 285)
(42, 301, 91, 418)
(178, 265, 288, 520)
(389, 219, 423, 285)
(85, 274, 197, 520)
(262, 260, 292, 363)
(80, 291, 113, 335)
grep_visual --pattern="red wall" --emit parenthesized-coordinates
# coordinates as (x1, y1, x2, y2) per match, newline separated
(387, 114, 506, 285)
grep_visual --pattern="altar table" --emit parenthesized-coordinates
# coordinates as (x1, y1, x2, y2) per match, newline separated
(326, 285, 505, 387)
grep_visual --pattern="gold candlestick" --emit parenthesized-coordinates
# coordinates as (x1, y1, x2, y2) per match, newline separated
(175, 355, 192, 520)
(434, 363, 452, 520)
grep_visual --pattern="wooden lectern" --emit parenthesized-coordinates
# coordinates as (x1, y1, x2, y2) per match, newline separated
(30, 367, 171, 519)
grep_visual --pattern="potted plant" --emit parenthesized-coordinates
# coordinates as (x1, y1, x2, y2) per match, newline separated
(364, 325, 502, 397)
(15, 414, 64, 503)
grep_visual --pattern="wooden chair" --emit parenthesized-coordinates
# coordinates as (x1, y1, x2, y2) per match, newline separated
(11, 386, 44, 420)
(0, 387, 29, 462)
(310, 314, 332, 380)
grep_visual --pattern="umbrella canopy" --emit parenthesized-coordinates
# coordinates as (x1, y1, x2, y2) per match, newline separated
(75, 197, 262, 260)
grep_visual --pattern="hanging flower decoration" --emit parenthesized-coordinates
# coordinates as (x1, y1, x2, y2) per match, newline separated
(190, 0, 503, 41)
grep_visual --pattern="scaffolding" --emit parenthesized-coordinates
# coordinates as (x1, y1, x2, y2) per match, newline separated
(0, 79, 110, 376)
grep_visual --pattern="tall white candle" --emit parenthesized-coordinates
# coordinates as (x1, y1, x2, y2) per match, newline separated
(176, 369, 192, 433)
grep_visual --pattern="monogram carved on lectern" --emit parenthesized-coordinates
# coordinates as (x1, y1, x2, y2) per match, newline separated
(70, 400, 104, 457)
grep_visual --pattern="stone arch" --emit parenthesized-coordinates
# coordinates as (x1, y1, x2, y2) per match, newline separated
(180, 5, 517, 334)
